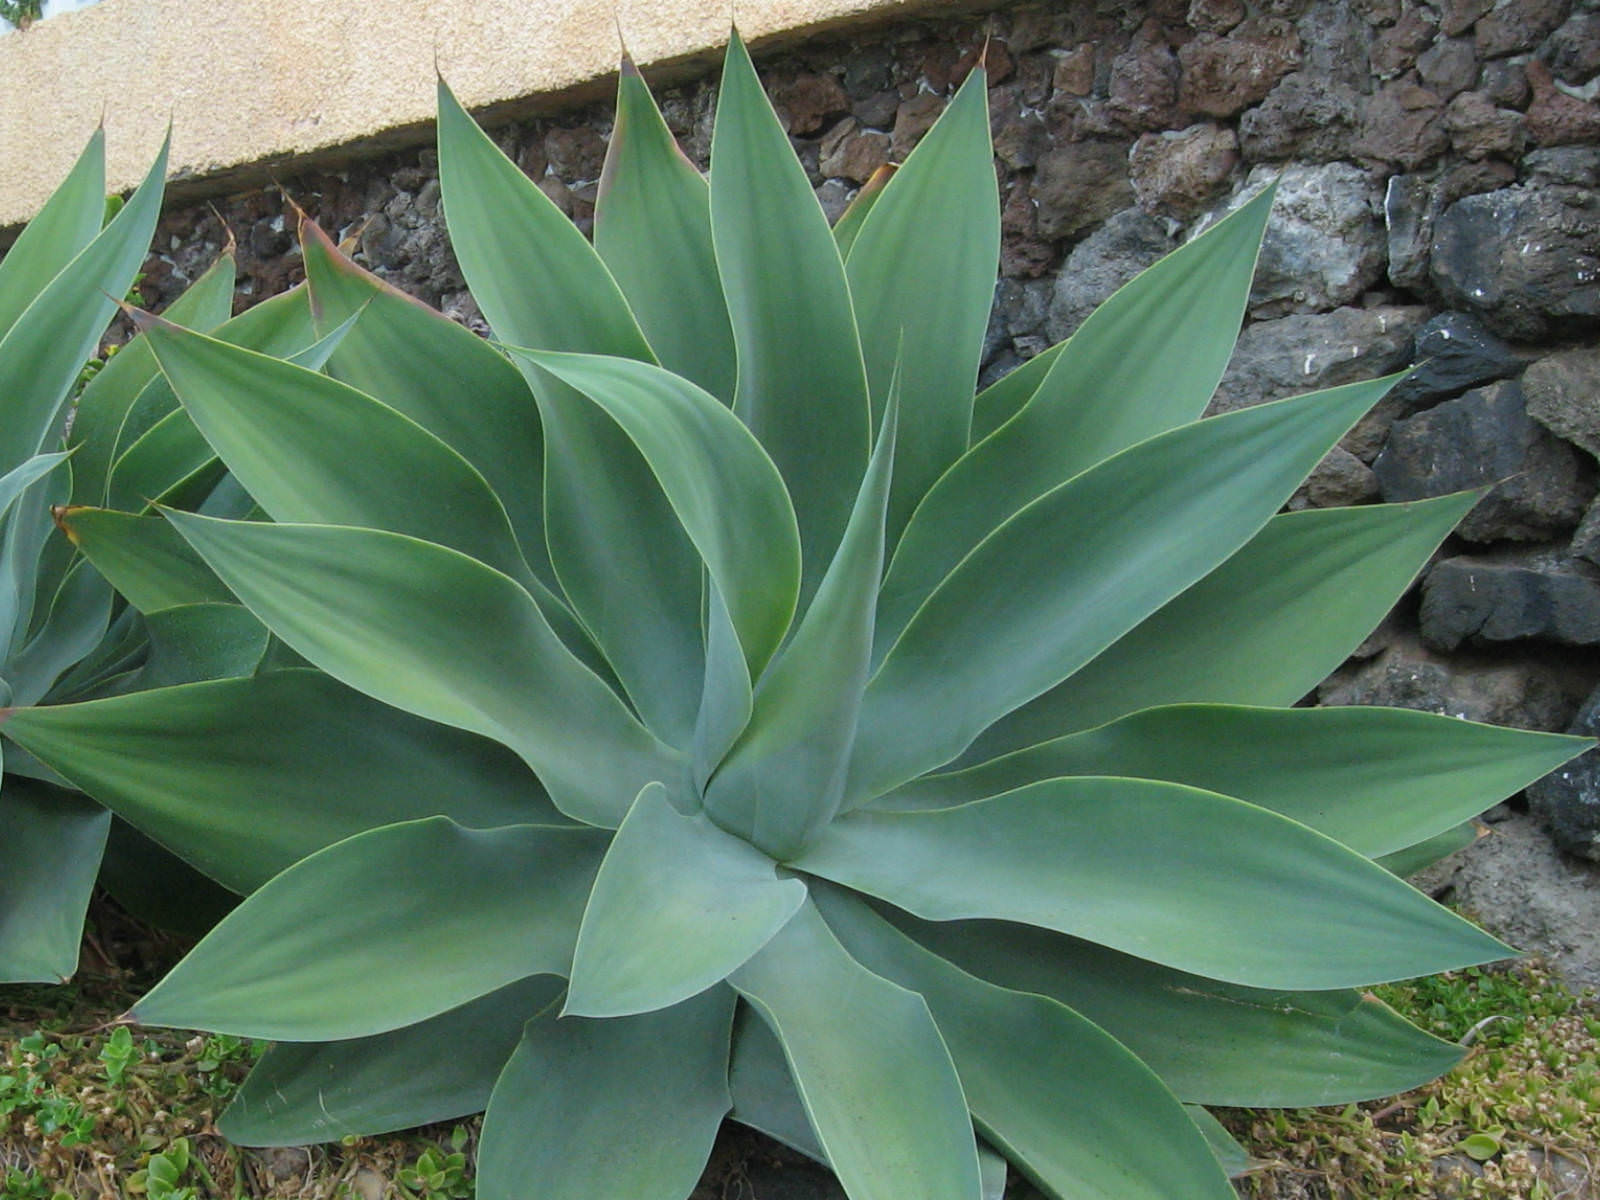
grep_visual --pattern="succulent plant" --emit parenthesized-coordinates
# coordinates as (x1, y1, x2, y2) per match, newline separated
(4, 37, 1588, 1200)
(0, 126, 240, 982)
(0, 129, 372, 981)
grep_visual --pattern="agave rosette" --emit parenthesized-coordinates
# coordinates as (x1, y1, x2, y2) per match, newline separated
(4, 36, 1588, 1200)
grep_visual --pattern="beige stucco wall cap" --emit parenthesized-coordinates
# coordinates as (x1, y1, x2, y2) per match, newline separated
(0, 0, 943, 230)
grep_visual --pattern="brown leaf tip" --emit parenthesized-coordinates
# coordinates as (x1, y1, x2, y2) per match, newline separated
(50, 504, 85, 544)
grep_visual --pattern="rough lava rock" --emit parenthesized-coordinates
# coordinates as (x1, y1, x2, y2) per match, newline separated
(1386, 310, 1522, 411)
(1232, 162, 1386, 318)
(1238, 72, 1364, 162)
(1426, 809, 1600, 992)
(1430, 184, 1600, 341)
(1210, 304, 1424, 419)
(1421, 549, 1600, 650)
(1524, 345, 1600, 460)
(1128, 123, 1239, 218)
(1373, 379, 1595, 542)
(1528, 684, 1600, 862)
(1031, 141, 1136, 240)
(1317, 631, 1593, 731)
(1045, 208, 1177, 342)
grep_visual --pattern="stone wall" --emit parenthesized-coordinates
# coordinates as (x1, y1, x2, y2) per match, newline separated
(136, 0, 1600, 977)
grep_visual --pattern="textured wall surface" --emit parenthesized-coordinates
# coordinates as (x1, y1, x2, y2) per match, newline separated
(89, 0, 1600, 981)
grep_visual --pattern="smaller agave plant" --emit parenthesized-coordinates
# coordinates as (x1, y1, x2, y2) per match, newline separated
(0, 128, 375, 981)
(0, 127, 253, 981)
(4, 34, 1589, 1200)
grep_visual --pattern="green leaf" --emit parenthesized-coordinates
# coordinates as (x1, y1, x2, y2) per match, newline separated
(0, 778, 109, 983)
(477, 988, 734, 1200)
(97, 818, 238, 937)
(796, 777, 1511, 990)
(69, 248, 237, 509)
(731, 900, 982, 1200)
(145, 321, 533, 581)
(129, 603, 270, 689)
(436, 79, 652, 361)
(595, 56, 736, 402)
(220, 976, 564, 1146)
(9, 561, 112, 706)
(895, 913, 1465, 1108)
(816, 888, 1234, 1200)
(0, 129, 104, 341)
(162, 512, 681, 828)
(515, 349, 800, 676)
(53, 507, 233, 613)
(1377, 821, 1480, 877)
(711, 31, 871, 602)
(1186, 1108, 1253, 1179)
(436, 80, 704, 743)
(104, 405, 223, 514)
(830, 164, 894, 258)
(852, 378, 1392, 800)
(566, 782, 806, 1018)
(888, 703, 1587, 858)
(844, 66, 998, 540)
(692, 583, 754, 790)
(969, 343, 1062, 443)
(299, 219, 554, 586)
(108, 283, 324, 468)
(882, 188, 1272, 617)
(0, 453, 68, 523)
(0, 135, 168, 473)
(3, 669, 555, 893)
(705, 386, 897, 857)
(132, 817, 607, 1040)
(969, 493, 1477, 757)
(727, 1003, 825, 1162)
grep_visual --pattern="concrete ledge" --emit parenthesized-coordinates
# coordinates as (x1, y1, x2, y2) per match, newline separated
(0, 0, 944, 229)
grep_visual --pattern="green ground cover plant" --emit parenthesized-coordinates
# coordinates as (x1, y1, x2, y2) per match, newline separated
(1, 35, 1591, 1200)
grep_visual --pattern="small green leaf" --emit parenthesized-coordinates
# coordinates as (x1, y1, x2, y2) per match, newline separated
(830, 164, 894, 258)
(52, 507, 234, 614)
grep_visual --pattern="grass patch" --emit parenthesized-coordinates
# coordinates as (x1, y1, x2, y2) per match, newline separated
(1226, 960, 1600, 1199)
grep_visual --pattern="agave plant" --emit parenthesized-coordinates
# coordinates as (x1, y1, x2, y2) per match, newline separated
(0, 130, 379, 980)
(0, 127, 252, 981)
(4, 36, 1588, 1200)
